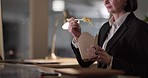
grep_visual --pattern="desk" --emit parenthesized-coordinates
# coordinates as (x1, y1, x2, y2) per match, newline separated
(37, 58, 97, 68)
(0, 63, 59, 78)
(37, 58, 79, 68)
(0, 58, 97, 68)
(0, 59, 140, 78)
(54, 68, 125, 78)
(0, 58, 80, 78)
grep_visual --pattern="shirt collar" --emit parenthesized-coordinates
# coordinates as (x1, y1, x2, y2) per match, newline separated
(109, 12, 130, 28)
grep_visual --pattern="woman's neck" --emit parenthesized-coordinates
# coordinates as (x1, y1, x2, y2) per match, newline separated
(112, 11, 126, 21)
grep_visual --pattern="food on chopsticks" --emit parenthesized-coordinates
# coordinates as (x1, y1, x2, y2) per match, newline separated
(82, 17, 93, 26)
(66, 17, 93, 26)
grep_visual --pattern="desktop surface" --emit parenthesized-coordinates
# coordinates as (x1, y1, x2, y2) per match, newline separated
(54, 68, 125, 78)
(0, 63, 59, 78)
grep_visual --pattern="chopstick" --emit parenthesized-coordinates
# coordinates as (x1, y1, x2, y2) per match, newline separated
(66, 19, 83, 21)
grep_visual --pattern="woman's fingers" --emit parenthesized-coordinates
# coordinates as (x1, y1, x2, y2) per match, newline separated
(69, 17, 79, 25)
(87, 44, 112, 64)
(97, 51, 112, 64)
(68, 17, 81, 39)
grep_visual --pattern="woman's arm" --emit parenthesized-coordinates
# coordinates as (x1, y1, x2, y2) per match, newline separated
(71, 43, 95, 67)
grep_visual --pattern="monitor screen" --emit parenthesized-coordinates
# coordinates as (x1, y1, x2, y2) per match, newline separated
(0, 0, 4, 60)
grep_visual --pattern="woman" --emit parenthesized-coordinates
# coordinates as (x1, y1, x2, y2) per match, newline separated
(68, 0, 148, 77)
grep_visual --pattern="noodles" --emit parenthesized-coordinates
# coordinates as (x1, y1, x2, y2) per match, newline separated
(82, 17, 93, 26)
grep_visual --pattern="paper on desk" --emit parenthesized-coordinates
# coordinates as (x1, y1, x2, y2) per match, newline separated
(78, 32, 98, 61)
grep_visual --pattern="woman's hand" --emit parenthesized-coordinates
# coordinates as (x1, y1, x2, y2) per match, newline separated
(68, 17, 81, 42)
(87, 45, 112, 65)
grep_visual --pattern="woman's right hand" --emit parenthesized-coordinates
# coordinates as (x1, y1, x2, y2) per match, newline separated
(68, 17, 81, 42)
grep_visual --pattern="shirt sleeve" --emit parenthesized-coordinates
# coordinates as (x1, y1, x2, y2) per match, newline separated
(107, 56, 113, 70)
(71, 38, 79, 48)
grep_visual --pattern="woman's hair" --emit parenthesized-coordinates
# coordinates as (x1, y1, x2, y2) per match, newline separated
(124, 0, 138, 12)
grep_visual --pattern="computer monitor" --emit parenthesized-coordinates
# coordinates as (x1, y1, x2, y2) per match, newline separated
(0, 0, 4, 60)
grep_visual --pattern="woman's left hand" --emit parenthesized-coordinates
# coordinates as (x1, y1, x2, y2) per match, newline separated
(87, 45, 112, 65)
